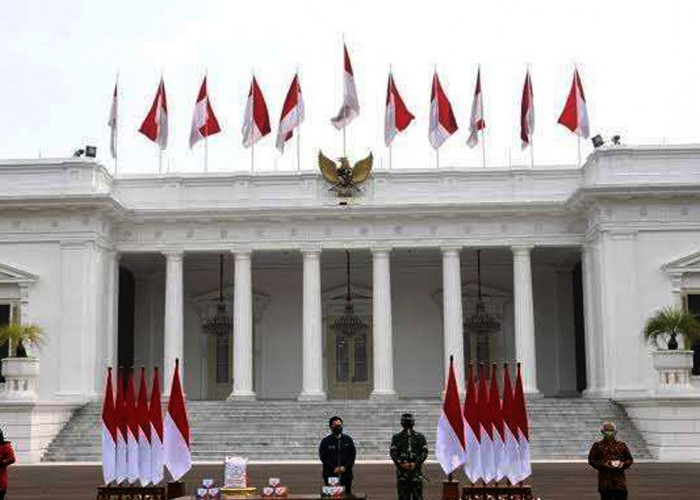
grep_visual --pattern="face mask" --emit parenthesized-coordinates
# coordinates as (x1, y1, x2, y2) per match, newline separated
(401, 421, 414, 430)
(603, 430, 616, 440)
(332, 425, 343, 435)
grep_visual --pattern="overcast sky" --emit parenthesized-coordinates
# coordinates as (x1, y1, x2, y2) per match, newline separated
(1, 0, 699, 175)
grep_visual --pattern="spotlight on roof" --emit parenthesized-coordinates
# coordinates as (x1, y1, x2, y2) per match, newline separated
(611, 135, 621, 146)
(591, 135, 605, 148)
(85, 145, 97, 158)
(72, 148, 85, 157)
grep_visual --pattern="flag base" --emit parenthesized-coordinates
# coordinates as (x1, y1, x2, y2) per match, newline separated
(167, 480, 186, 499)
(441, 479, 459, 500)
(462, 483, 533, 500)
(97, 485, 166, 500)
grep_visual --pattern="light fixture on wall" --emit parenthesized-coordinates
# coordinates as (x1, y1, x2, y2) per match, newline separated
(331, 251, 368, 338)
(464, 250, 500, 364)
(202, 254, 233, 337)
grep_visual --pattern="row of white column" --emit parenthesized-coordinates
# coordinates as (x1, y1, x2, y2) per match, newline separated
(160, 245, 539, 399)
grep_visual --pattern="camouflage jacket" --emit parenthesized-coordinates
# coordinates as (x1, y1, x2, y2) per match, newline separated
(389, 430, 428, 481)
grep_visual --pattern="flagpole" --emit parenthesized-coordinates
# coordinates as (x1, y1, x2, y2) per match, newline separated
(114, 71, 119, 178)
(341, 33, 347, 158)
(481, 130, 486, 168)
(530, 139, 535, 168)
(204, 70, 209, 174)
(296, 66, 301, 172)
(159, 149, 163, 175)
(251, 69, 255, 173)
(577, 135, 581, 167)
(436, 148, 440, 169)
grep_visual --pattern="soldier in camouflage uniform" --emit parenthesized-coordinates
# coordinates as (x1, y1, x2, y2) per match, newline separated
(389, 413, 429, 500)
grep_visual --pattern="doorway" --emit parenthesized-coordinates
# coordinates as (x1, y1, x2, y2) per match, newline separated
(327, 321, 372, 399)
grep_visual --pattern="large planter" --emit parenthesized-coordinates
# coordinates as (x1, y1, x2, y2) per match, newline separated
(0, 357, 39, 401)
(651, 350, 694, 395)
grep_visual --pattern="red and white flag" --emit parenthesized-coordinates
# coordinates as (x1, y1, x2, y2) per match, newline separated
(520, 70, 534, 149)
(384, 72, 414, 146)
(331, 44, 360, 130)
(164, 359, 191, 481)
(467, 68, 485, 148)
(429, 72, 459, 150)
(463, 364, 482, 483)
(558, 69, 589, 138)
(477, 365, 496, 482)
(101, 367, 117, 485)
(501, 364, 520, 485)
(150, 367, 164, 485)
(125, 370, 140, 484)
(242, 77, 271, 148)
(436, 355, 466, 474)
(189, 76, 222, 149)
(136, 368, 152, 486)
(139, 78, 168, 149)
(513, 363, 532, 483)
(489, 364, 507, 482)
(115, 368, 128, 484)
(276, 74, 305, 153)
(107, 81, 118, 159)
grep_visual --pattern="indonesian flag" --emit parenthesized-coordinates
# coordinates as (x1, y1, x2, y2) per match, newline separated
(150, 367, 164, 485)
(477, 365, 496, 483)
(139, 78, 168, 149)
(520, 70, 534, 149)
(331, 44, 360, 130)
(467, 68, 485, 148)
(384, 72, 414, 146)
(513, 363, 532, 483)
(125, 370, 140, 484)
(276, 74, 305, 152)
(489, 364, 507, 482)
(463, 364, 482, 484)
(501, 364, 521, 485)
(436, 355, 466, 474)
(107, 82, 118, 159)
(164, 358, 191, 481)
(101, 367, 117, 485)
(189, 76, 221, 149)
(242, 77, 271, 147)
(558, 69, 589, 138)
(428, 72, 459, 150)
(136, 368, 152, 486)
(115, 368, 128, 484)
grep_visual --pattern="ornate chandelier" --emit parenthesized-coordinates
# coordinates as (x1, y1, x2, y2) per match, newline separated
(331, 251, 368, 338)
(464, 250, 500, 336)
(202, 254, 233, 337)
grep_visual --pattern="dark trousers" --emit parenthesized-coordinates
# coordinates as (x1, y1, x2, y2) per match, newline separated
(0, 489, 6, 500)
(342, 479, 352, 495)
(397, 480, 422, 500)
(600, 491, 627, 500)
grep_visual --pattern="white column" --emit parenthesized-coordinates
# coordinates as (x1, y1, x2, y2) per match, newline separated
(512, 245, 539, 395)
(298, 247, 326, 401)
(230, 249, 256, 400)
(582, 244, 601, 397)
(442, 247, 464, 388)
(104, 251, 120, 372)
(163, 250, 184, 395)
(371, 247, 397, 399)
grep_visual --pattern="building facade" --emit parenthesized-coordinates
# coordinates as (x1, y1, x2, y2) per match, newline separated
(0, 145, 699, 411)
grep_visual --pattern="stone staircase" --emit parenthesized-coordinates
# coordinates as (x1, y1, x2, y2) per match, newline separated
(42, 398, 652, 462)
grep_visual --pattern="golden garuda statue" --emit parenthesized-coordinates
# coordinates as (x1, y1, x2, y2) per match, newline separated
(318, 151, 373, 197)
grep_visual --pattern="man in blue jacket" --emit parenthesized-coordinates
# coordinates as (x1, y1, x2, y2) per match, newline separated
(319, 416, 356, 494)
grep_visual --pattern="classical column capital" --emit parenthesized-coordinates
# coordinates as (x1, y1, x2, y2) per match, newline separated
(440, 245, 462, 255)
(300, 243, 323, 255)
(231, 247, 252, 258)
(371, 245, 392, 255)
(162, 249, 184, 260)
(511, 245, 534, 257)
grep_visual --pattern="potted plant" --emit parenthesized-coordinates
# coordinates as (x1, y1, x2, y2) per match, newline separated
(0, 320, 45, 400)
(643, 306, 700, 393)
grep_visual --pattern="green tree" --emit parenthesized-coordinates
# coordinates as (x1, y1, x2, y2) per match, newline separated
(643, 306, 700, 350)
(0, 321, 45, 357)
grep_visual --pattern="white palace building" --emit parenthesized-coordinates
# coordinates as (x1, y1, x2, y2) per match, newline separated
(0, 144, 699, 462)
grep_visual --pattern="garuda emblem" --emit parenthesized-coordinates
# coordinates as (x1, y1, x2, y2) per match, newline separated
(318, 151, 373, 197)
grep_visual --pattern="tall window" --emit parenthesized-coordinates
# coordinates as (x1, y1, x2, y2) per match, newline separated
(0, 305, 11, 384)
(687, 294, 700, 376)
(215, 335, 230, 384)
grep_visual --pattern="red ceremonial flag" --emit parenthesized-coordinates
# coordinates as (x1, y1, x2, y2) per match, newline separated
(107, 81, 118, 159)
(150, 367, 164, 485)
(520, 70, 534, 149)
(467, 67, 486, 148)
(125, 369, 140, 484)
(242, 77, 271, 147)
(489, 364, 507, 482)
(428, 72, 459, 150)
(436, 355, 466, 474)
(558, 69, 589, 138)
(101, 367, 117, 485)
(136, 368, 152, 486)
(331, 44, 360, 129)
(477, 364, 496, 482)
(115, 368, 128, 483)
(164, 359, 191, 480)
(513, 363, 532, 482)
(139, 78, 168, 149)
(189, 76, 222, 149)
(501, 364, 520, 485)
(384, 72, 414, 146)
(276, 74, 305, 153)
(463, 364, 482, 483)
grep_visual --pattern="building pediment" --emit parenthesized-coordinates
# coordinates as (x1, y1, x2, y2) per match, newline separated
(662, 251, 700, 274)
(0, 263, 38, 285)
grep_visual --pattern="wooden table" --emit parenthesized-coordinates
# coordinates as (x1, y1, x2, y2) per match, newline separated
(174, 495, 367, 500)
